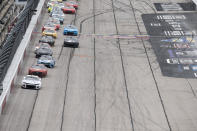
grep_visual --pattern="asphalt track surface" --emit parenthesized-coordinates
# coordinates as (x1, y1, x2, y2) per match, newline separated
(0, 0, 197, 131)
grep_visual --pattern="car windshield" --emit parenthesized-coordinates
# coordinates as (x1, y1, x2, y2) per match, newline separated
(39, 47, 51, 51)
(25, 76, 39, 81)
(41, 36, 53, 41)
(41, 55, 53, 60)
(45, 24, 54, 27)
(32, 65, 45, 69)
(52, 14, 63, 18)
(49, 18, 59, 23)
(45, 29, 55, 33)
(40, 43, 50, 47)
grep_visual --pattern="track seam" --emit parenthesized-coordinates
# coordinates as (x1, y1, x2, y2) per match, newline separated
(111, 0, 135, 130)
(26, 91, 38, 131)
(127, 0, 172, 130)
(93, 0, 97, 130)
(60, 1, 79, 130)
(60, 48, 74, 131)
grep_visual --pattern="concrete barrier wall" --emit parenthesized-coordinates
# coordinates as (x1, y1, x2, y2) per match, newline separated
(0, 0, 45, 115)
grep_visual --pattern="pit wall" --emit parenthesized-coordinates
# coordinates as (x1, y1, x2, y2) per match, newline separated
(0, 0, 45, 115)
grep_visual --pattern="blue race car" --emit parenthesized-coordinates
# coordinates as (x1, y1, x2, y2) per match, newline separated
(37, 55, 55, 68)
(63, 25, 78, 36)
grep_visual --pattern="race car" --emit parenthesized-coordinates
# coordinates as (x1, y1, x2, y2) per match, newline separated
(35, 43, 51, 52)
(39, 36, 55, 46)
(28, 64, 48, 77)
(56, 2, 64, 9)
(21, 75, 41, 90)
(47, 1, 58, 8)
(42, 29, 57, 38)
(64, 36, 79, 48)
(62, 5, 76, 14)
(35, 47, 53, 58)
(48, 5, 53, 13)
(50, 6, 64, 17)
(65, 1, 78, 9)
(42, 23, 57, 31)
(37, 55, 55, 68)
(63, 25, 78, 36)
(47, 19, 60, 30)
(52, 14, 64, 24)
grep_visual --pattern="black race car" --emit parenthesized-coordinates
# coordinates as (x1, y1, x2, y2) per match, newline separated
(35, 47, 53, 58)
(64, 36, 79, 48)
(39, 36, 55, 46)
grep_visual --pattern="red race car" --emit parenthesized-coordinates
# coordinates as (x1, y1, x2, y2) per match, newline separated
(65, 1, 78, 9)
(62, 5, 76, 14)
(28, 64, 48, 77)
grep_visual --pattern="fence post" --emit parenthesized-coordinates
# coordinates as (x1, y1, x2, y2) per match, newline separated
(0, 83, 3, 95)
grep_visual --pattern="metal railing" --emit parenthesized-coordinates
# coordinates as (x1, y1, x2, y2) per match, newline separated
(0, 0, 39, 83)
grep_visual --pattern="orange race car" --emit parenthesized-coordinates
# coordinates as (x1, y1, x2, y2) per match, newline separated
(28, 64, 48, 77)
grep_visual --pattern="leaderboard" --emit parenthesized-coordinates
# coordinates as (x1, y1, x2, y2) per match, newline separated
(142, 13, 197, 78)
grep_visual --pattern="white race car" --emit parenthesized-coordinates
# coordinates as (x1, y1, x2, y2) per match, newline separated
(21, 75, 41, 90)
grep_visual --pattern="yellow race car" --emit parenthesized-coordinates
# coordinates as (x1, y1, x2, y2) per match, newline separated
(42, 29, 57, 38)
(48, 5, 53, 13)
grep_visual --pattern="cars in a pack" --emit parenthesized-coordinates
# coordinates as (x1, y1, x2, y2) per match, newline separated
(39, 36, 55, 46)
(28, 64, 48, 77)
(37, 55, 55, 68)
(64, 36, 79, 48)
(21, 75, 41, 90)
(35, 47, 53, 58)
(50, 7, 64, 17)
(42, 23, 57, 31)
(48, 4, 60, 13)
(42, 29, 57, 38)
(48, 5, 53, 13)
(51, 0, 62, 3)
(35, 43, 51, 52)
(47, 1, 58, 8)
(56, 3, 64, 9)
(47, 19, 60, 30)
(50, 10, 64, 18)
(65, 1, 78, 9)
(62, 5, 76, 14)
(63, 25, 78, 36)
(52, 14, 64, 24)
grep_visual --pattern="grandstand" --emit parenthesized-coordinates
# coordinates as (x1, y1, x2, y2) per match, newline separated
(0, 0, 23, 46)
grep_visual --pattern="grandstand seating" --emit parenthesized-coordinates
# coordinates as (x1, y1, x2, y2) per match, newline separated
(0, 0, 22, 46)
